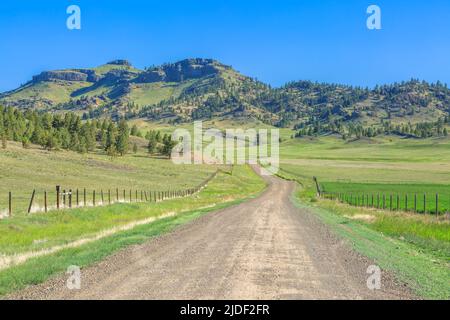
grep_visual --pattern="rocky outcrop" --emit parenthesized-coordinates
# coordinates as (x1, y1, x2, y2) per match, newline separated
(136, 58, 228, 83)
(107, 59, 132, 67)
(32, 69, 99, 82)
(102, 69, 136, 83)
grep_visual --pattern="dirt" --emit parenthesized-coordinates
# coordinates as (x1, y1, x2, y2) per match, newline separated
(9, 167, 415, 300)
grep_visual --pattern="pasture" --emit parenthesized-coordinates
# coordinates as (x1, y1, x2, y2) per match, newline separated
(0, 141, 218, 216)
(279, 134, 450, 265)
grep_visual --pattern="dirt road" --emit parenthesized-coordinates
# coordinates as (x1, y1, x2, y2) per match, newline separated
(11, 169, 412, 299)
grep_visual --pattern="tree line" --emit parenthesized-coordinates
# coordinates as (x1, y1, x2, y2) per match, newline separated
(0, 106, 178, 158)
(294, 116, 450, 139)
(0, 106, 130, 155)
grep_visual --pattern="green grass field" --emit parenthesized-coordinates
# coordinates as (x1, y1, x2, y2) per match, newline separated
(280, 135, 450, 213)
(321, 182, 450, 213)
(0, 165, 264, 256)
(0, 141, 218, 216)
(279, 134, 450, 298)
(2, 81, 92, 105)
(0, 165, 266, 296)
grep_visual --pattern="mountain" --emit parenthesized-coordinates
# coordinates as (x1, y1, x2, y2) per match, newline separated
(1, 58, 449, 128)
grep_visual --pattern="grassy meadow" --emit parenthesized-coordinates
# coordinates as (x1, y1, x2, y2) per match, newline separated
(0, 140, 218, 216)
(0, 165, 266, 296)
(0, 165, 264, 256)
(279, 134, 450, 298)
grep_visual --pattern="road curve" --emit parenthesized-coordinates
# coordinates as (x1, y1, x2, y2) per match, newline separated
(11, 168, 412, 300)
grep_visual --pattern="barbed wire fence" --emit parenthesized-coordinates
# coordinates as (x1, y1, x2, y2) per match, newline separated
(1, 169, 220, 219)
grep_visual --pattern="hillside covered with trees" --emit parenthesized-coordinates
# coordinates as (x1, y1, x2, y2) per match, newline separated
(0, 58, 449, 138)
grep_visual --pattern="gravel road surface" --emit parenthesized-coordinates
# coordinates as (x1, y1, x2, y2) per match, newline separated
(10, 168, 413, 300)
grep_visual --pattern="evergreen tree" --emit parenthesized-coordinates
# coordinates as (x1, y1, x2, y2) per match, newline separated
(130, 124, 139, 136)
(160, 134, 177, 158)
(147, 135, 158, 154)
(116, 120, 129, 156)
(1, 134, 6, 149)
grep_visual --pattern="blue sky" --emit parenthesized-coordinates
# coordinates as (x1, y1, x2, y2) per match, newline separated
(0, 0, 449, 92)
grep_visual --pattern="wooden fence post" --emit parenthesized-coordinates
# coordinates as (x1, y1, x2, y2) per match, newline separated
(313, 176, 321, 196)
(93, 190, 96, 207)
(405, 194, 408, 211)
(56, 185, 60, 210)
(436, 193, 439, 216)
(424, 194, 426, 214)
(84, 188, 86, 207)
(414, 194, 417, 213)
(76, 189, 79, 207)
(63, 189, 66, 208)
(44, 191, 48, 213)
(8, 191, 12, 217)
(69, 189, 72, 208)
(27, 189, 36, 214)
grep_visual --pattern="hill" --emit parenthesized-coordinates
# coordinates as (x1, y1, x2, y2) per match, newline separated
(1, 58, 449, 129)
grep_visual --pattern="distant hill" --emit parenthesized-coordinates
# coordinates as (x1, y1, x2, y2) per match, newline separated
(1, 58, 449, 128)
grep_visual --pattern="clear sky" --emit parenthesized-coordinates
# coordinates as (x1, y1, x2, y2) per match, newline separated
(1, 0, 449, 92)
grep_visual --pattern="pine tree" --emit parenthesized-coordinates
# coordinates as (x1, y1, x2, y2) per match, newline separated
(22, 136, 30, 149)
(116, 120, 129, 156)
(105, 123, 117, 152)
(130, 124, 139, 136)
(147, 135, 157, 154)
(1, 134, 6, 149)
(160, 134, 177, 158)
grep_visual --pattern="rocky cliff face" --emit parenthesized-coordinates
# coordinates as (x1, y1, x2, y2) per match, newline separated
(32, 69, 99, 82)
(107, 59, 132, 67)
(136, 58, 227, 83)
(29, 58, 225, 85)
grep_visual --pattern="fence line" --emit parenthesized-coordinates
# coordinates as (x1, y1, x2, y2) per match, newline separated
(314, 178, 449, 215)
(319, 191, 449, 215)
(1, 169, 220, 219)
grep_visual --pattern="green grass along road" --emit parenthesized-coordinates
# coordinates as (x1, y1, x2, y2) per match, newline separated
(291, 196, 450, 299)
(279, 166, 449, 299)
(0, 165, 266, 296)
